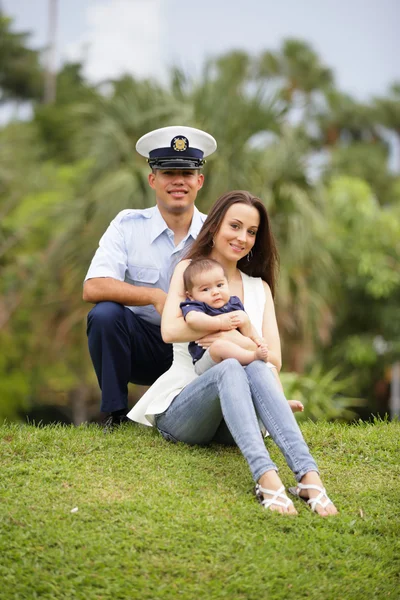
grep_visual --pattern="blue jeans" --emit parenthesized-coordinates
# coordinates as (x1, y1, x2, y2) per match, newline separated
(155, 359, 318, 483)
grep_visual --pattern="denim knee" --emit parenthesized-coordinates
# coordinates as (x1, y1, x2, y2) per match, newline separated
(246, 360, 276, 384)
(215, 357, 243, 379)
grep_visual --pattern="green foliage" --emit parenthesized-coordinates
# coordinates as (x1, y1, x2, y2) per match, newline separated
(328, 143, 396, 204)
(256, 38, 334, 98)
(373, 82, 400, 135)
(1, 422, 399, 599)
(326, 175, 400, 300)
(0, 17, 399, 423)
(0, 331, 30, 420)
(281, 364, 365, 421)
(34, 62, 101, 161)
(0, 16, 43, 101)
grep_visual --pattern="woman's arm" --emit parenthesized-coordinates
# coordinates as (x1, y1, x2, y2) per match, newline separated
(261, 281, 282, 371)
(161, 260, 216, 343)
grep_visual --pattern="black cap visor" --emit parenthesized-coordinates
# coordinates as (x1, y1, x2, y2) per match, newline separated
(148, 157, 205, 170)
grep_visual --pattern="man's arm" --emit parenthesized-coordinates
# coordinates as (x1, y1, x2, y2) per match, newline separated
(83, 278, 167, 315)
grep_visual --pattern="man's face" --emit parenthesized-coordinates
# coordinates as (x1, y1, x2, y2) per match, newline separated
(148, 169, 204, 216)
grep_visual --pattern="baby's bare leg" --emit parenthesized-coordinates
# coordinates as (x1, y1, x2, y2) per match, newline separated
(238, 320, 254, 338)
(209, 339, 265, 366)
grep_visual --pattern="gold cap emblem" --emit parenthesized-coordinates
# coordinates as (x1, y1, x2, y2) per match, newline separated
(172, 136, 188, 152)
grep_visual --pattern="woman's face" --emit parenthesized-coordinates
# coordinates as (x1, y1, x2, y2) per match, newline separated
(212, 203, 260, 264)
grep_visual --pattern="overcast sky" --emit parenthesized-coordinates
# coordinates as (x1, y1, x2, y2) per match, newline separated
(3, 0, 400, 100)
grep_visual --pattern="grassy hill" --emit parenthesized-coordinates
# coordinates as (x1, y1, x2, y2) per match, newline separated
(1, 419, 399, 599)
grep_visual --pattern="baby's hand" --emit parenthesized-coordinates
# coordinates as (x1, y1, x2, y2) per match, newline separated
(218, 313, 239, 331)
(288, 400, 304, 413)
(255, 342, 269, 363)
(228, 310, 249, 328)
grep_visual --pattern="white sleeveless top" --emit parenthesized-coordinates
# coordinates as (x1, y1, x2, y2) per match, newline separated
(127, 271, 268, 426)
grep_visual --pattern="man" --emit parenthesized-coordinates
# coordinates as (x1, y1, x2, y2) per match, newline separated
(83, 126, 217, 429)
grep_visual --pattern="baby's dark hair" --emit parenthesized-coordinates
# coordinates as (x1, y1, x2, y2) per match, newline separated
(183, 258, 226, 293)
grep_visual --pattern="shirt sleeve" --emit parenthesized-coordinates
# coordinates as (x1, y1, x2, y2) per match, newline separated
(84, 216, 128, 282)
(230, 296, 245, 311)
(179, 300, 206, 320)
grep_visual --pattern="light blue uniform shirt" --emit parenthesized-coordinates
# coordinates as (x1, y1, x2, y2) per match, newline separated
(85, 205, 206, 325)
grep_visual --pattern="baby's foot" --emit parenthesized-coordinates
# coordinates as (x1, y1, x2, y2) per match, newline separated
(288, 400, 304, 413)
(255, 344, 269, 363)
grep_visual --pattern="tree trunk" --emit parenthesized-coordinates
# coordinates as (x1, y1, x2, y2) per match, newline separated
(69, 384, 90, 426)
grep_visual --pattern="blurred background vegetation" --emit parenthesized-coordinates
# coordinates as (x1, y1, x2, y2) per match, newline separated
(0, 14, 399, 425)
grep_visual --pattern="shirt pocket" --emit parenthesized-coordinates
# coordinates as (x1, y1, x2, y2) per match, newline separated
(127, 264, 160, 286)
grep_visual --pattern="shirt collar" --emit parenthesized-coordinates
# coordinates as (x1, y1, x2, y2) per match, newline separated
(187, 206, 206, 241)
(149, 206, 169, 244)
(149, 205, 206, 244)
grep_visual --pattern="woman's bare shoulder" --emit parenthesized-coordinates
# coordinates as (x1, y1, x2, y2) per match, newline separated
(261, 279, 273, 299)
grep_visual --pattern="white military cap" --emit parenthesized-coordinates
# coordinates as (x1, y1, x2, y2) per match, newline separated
(136, 125, 217, 169)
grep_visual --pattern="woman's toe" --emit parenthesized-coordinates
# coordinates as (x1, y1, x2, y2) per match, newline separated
(326, 503, 338, 516)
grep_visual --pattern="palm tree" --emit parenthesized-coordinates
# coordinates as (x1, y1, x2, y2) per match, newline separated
(0, 15, 43, 102)
(316, 90, 379, 147)
(255, 38, 334, 118)
(255, 130, 337, 372)
(373, 83, 400, 172)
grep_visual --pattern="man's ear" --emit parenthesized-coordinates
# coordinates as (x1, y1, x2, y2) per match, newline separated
(197, 173, 204, 190)
(148, 172, 156, 189)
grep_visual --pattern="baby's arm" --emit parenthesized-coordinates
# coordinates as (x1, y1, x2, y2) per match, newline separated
(228, 312, 269, 352)
(225, 310, 254, 338)
(185, 310, 239, 332)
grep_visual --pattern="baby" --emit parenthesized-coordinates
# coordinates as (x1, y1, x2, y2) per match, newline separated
(180, 258, 303, 413)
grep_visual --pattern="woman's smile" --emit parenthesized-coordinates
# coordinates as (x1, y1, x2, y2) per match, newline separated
(229, 242, 246, 253)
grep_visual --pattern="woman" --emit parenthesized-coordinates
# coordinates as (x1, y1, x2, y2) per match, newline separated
(128, 191, 337, 516)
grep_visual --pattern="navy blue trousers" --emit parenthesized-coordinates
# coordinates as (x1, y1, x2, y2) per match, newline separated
(87, 302, 173, 413)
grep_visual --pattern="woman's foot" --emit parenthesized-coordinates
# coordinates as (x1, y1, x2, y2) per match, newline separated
(295, 472, 338, 516)
(257, 470, 298, 515)
(288, 400, 304, 413)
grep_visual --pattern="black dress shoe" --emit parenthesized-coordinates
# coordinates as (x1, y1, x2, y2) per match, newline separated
(102, 413, 129, 432)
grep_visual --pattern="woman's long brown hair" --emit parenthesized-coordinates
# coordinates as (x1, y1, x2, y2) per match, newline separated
(185, 190, 279, 297)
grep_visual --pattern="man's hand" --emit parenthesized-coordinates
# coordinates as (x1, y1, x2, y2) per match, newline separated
(153, 289, 168, 315)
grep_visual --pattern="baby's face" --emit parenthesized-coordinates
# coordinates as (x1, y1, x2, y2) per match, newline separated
(188, 266, 231, 308)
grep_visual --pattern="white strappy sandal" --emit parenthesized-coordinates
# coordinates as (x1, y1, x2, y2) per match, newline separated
(255, 484, 295, 511)
(288, 483, 333, 513)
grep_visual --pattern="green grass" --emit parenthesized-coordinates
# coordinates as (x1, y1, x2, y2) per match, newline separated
(1, 420, 399, 600)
